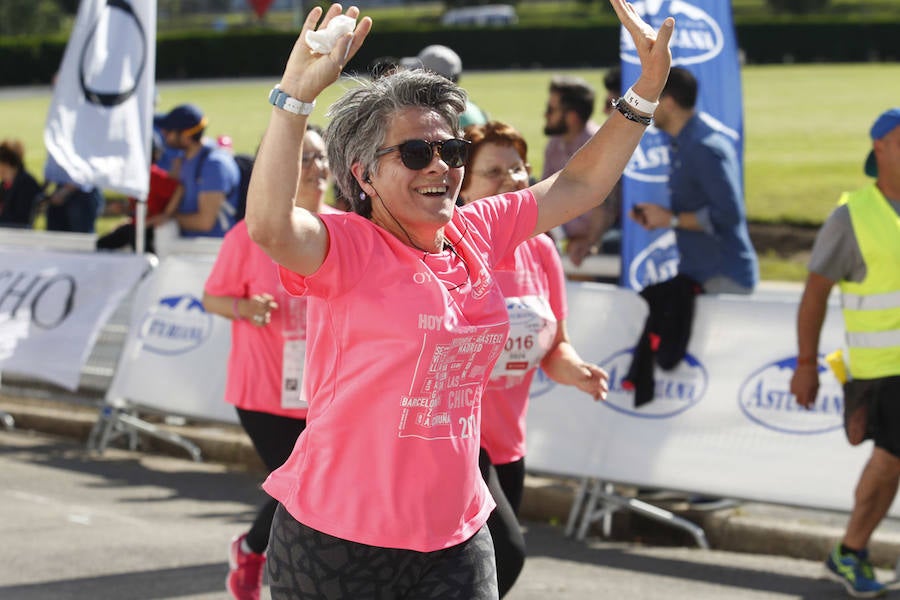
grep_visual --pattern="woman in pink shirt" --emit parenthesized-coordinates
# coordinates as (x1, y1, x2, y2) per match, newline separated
(246, 3, 673, 598)
(203, 125, 339, 600)
(459, 121, 606, 597)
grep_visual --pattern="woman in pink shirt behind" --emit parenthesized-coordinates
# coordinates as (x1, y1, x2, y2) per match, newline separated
(459, 121, 606, 598)
(246, 3, 672, 598)
(202, 125, 339, 600)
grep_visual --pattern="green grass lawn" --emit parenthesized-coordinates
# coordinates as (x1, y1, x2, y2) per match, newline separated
(5, 62, 899, 279)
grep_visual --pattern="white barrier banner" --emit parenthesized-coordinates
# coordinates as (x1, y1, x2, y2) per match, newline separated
(526, 282, 885, 514)
(0, 248, 150, 390)
(106, 255, 236, 424)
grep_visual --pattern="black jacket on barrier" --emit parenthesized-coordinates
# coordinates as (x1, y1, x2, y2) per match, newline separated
(623, 274, 703, 407)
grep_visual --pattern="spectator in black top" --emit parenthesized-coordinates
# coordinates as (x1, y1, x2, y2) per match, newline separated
(0, 139, 41, 228)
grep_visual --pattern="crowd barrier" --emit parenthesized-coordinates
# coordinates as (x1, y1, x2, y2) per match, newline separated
(523, 281, 897, 527)
(2, 231, 886, 535)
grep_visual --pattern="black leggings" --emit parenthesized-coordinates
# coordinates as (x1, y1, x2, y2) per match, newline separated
(268, 504, 499, 599)
(236, 408, 306, 555)
(479, 449, 526, 598)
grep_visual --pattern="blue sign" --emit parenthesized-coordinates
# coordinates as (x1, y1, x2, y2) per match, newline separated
(620, 0, 744, 290)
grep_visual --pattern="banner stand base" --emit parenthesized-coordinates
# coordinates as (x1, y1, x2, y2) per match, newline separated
(87, 404, 202, 462)
(565, 477, 710, 549)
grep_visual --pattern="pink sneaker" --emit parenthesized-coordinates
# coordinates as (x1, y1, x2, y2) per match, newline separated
(226, 533, 266, 600)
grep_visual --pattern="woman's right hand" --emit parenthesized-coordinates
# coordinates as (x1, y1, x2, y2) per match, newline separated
(279, 4, 372, 104)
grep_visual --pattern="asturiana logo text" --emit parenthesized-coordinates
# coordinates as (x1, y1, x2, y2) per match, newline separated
(138, 294, 213, 355)
(620, 1, 724, 66)
(738, 356, 842, 435)
(600, 347, 707, 419)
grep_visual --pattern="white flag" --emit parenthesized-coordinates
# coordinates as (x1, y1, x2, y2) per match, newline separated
(44, 0, 157, 199)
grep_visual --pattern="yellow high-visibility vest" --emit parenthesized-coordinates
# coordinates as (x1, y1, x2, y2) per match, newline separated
(838, 184, 900, 379)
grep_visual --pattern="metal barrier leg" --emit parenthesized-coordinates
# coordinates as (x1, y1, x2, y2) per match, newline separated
(584, 488, 711, 549)
(87, 405, 117, 452)
(115, 411, 202, 462)
(564, 477, 592, 538)
(576, 479, 621, 541)
(87, 405, 202, 462)
(601, 481, 615, 538)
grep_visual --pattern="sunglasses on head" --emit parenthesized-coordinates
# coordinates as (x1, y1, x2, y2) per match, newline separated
(374, 138, 471, 170)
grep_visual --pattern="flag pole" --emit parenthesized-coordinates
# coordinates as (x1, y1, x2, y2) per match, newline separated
(135, 199, 147, 254)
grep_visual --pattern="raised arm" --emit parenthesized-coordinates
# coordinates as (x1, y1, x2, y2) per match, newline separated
(245, 4, 371, 275)
(531, 0, 674, 236)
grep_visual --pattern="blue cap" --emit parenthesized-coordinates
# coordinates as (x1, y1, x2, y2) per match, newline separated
(864, 108, 900, 178)
(154, 104, 206, 134)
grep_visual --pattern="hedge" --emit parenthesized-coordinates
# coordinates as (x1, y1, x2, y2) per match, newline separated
(0, 21, 897, 86)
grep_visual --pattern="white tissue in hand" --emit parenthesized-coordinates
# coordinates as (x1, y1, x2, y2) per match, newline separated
(305, 15, 357, 54)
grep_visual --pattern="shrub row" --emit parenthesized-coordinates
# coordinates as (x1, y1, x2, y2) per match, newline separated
(1, 21, 897, 86)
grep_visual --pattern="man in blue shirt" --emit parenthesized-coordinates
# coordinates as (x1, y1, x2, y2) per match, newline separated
(155, 104, 240, 238)
(630, 67, 758, 294)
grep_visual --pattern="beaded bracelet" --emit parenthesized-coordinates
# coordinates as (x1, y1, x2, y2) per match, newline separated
(612, 97, 652, 127)
(232, 297, 245, 320)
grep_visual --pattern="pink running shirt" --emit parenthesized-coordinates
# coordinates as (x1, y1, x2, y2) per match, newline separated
(480, 233, 567, 465)
(263, 190, 538, 551)
(204, 220, 309, 419)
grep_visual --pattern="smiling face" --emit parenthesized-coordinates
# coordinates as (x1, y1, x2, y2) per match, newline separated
(460, 142, 529, 205)
(362, 106, 463, 249)
(297, 129, 330, 210)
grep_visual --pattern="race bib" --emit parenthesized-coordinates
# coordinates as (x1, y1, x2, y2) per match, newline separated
(281, 338, 307, 409)
(280, 294, 308, 409)
(491, 295, 557, 378)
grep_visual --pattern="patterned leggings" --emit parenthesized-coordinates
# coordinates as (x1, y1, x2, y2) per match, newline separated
(267, 504, 499, 599)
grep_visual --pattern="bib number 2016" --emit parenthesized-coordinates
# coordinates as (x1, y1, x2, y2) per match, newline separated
(505, 335, 534, 352)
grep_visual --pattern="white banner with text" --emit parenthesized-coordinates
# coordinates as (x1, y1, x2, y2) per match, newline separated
(0, 248, 150, 390)
(105, 254, 237, 424)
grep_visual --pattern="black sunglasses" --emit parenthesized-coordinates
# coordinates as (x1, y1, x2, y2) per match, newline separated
(374, 138, 471, 170)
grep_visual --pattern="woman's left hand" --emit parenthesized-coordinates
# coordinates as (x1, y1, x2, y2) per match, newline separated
(574, 363, 610, 402)
(248, 293, 278, 328)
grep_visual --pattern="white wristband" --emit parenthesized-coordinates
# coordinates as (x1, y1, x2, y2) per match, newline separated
(268, 86, 316, 116)
(623, 87, 659, 115)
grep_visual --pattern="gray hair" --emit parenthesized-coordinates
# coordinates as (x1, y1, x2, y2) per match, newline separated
(325, 69, 467, 218)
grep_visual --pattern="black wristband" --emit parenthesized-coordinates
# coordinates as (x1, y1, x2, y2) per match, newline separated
(613, 97, 652, 127)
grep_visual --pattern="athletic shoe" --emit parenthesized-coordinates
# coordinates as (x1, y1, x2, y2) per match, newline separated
(823, 544, 886, 598)
(226, 533, 266, 600)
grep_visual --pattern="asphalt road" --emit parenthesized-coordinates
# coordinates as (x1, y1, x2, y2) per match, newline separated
(0, 428, 881, 600)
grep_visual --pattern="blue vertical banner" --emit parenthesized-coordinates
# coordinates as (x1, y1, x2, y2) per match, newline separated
(619, 0, 743, 290)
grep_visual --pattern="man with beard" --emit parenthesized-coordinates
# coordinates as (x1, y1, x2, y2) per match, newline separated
(555, 68, 626, 268)
(542, 75, 618, 270)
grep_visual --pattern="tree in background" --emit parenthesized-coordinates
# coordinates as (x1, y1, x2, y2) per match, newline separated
(766, 0, 831, 13)
(0, 0, 66, 36)
(444, 0, 522, 6)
